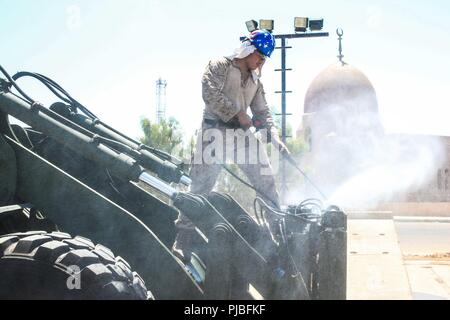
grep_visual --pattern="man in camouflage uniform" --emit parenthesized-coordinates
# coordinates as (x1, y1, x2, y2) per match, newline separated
(173, 29, 289, 259)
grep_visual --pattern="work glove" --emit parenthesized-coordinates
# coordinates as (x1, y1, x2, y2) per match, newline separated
(236, 111, 252, 131)
(252, 114, 267, 131)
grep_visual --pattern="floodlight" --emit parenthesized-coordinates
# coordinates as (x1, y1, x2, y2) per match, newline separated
(245, 20, 258, 32)
(309, 19, 324, 31)
(259, 19, 274, 32)
(294, 17, 309, 32)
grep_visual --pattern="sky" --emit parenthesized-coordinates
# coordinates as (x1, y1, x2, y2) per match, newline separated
(1, 0, 450, 141)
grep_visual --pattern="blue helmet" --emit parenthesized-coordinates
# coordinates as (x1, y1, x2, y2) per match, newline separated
(249, 29, 276, 58)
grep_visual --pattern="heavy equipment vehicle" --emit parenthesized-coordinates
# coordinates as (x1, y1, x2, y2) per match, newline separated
(0, 65, 346, 299)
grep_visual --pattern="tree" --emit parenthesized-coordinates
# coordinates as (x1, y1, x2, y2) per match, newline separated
(215, 164, 257, 213)
(269, 106, 308, 157)
(140, 117, 184, 157)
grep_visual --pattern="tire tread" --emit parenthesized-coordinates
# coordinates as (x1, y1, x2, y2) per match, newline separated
(0, 231, 152, 299)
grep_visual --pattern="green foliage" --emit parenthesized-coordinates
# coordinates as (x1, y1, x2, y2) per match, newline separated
(140, 117, 184, 157)
(286, 134, 308, 160)
(269, 106, 308, 159)
(215, 165, 257, 213)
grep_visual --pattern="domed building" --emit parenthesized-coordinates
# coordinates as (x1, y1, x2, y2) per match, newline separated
(299, 61, 384, 151)
(304, 62, 379, 114)
(295, 31, 450, 215)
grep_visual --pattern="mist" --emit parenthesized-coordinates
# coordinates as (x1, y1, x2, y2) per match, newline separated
(326, 134, 446, 209)
(285, 94, 447, 211)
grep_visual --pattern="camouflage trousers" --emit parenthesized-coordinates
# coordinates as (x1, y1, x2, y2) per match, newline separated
(174, 122, 280, 230)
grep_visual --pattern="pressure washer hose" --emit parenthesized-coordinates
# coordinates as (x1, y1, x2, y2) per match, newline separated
(222, 149, 327, 205)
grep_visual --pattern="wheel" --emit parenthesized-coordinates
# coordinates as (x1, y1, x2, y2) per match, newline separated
(0, 231, 153, 300)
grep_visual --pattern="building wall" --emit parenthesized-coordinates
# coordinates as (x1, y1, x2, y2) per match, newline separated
(298, 114, 450, 205)
(406, 136, 450, 202)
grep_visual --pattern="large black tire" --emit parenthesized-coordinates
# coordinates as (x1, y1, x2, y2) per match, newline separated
(0, 231, 153, 300)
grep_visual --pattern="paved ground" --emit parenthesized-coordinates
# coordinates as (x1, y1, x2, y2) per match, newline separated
(347, 220, 411, 299)
(394, 218, 450, 300)
(403, 260, 450, 299)
(394, 218, 450, 255)
(347, 218, 450, 300)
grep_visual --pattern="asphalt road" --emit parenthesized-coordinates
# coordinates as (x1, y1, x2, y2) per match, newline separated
(393, 219, 450, 299)
(394, 220, 450, 256)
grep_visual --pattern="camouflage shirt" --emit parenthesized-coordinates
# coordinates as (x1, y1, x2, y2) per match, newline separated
(201, 57, 275, 129)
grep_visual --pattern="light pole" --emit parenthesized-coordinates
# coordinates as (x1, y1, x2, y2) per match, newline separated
(242, 18, 329, 203)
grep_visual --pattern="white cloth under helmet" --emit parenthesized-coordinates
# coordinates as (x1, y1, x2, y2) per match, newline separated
(226, 40, 262, 81)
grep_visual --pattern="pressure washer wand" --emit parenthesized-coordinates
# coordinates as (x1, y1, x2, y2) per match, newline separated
(281, 148, 328, 201)
(251, 118, 327, 201)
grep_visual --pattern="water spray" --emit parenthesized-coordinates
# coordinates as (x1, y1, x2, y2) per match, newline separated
(280, 149, 328, 201)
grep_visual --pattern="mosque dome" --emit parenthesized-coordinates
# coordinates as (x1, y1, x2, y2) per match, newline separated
(303, 62, 378, 115)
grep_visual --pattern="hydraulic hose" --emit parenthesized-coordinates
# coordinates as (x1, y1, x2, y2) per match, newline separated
(9, 69, 190, 186)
